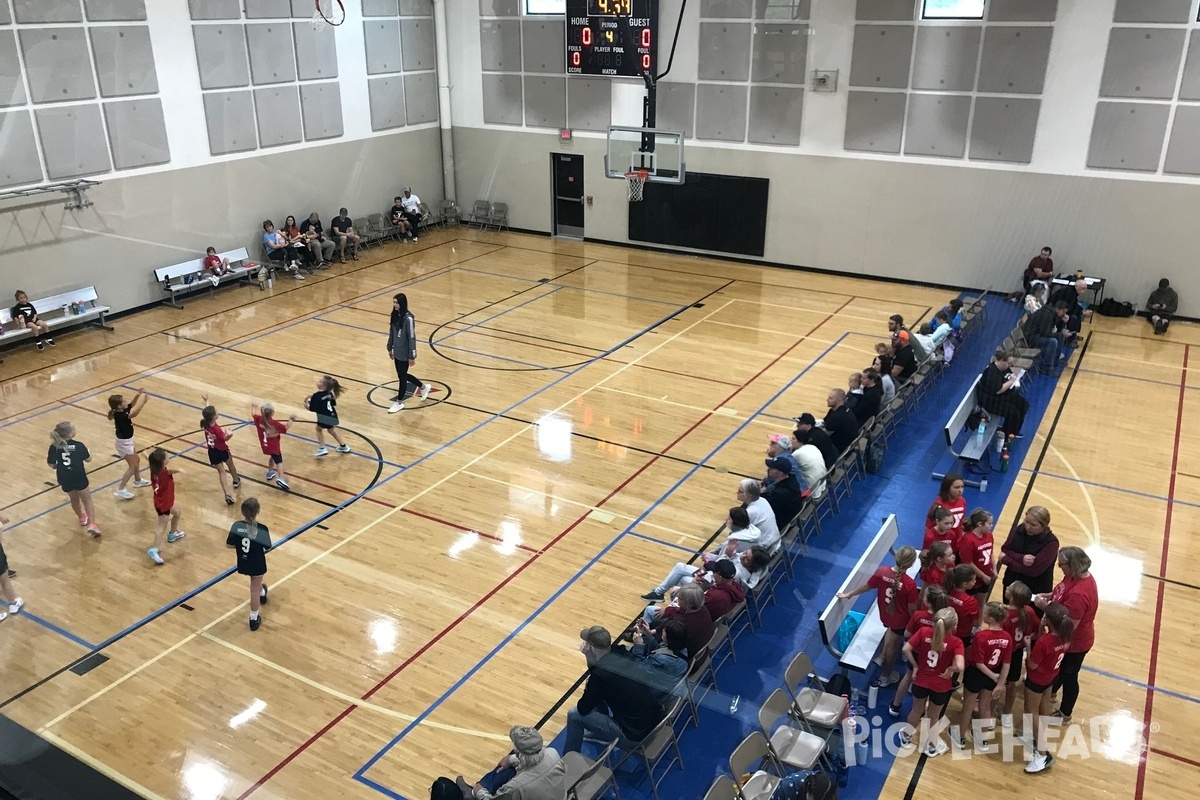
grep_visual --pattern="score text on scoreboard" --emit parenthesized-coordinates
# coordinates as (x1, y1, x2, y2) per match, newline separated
(565, 0, 656, 78)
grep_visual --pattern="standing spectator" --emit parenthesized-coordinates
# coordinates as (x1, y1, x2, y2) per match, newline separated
(999, 506, 1059, 596)
(10, 291, 54, 350)
(398, 186, 423, 241)
(1147, 278, 1178, 334)
(792, 414, 838, 468)
(822, 389, 859, 452)
(976, 348, 1029, 438)
(330, 207, 361, 262)
(563, 626, 666, 753)
(737, 478, 780, 552)
(1010, 247, 1054, 301)
(1021, 301, 1069, 374)
(454, 726, 565, 800)
(762, 456, 803, 531)
(789, 429, 827, 499)
(1035, 546, 1098, 726)
(299, 212, 336, 265)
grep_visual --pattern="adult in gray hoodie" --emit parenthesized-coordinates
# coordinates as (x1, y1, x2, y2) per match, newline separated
(386, 292, 431, 413)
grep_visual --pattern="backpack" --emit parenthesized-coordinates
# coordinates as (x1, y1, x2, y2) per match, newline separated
(430, 778, 465, 800)
(1096, 298, 1135, 317)
(864, 436, 884, 474)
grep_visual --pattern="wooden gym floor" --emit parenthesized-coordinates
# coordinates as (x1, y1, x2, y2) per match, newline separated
(0, 227, 1195, 800)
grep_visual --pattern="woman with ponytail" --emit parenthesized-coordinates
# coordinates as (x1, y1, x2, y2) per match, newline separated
(1037, 546, 1098, 727)
(386, 292, 432, 414)
(901, 607, 964, 758)
(888, 585, 948, 719)
(838, 545, 918, 688)
(46, 421, 100, 536)
(919, 540, 955, 588)
(942, 563, 981, 648)
(1023, 602, 1074, 774)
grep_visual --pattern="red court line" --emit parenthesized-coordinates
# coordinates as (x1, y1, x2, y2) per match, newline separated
(1150, 747, 1200, 771)
(237, 296, 853, 798)
(400, 507, 538, 554)
(1135, 344, 1189, 800)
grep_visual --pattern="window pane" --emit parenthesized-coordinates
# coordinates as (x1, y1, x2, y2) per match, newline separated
(526, 0, 566, 13)
(922, 0, 985, 18)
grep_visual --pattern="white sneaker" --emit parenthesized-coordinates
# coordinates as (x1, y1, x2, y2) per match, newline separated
(1000, 713, 1013, 729)
(210, 275, 220, 286)
(924, 738, 949, 758)
(293, 272, 306, 280)
(147, 547, 164, 565)
(8, 597, 23, 614)
(419, 384, 431, 400)
(0, 611, 6, 622)
(132, 479, 151, 488)
(949, 726, 966, 749)
(1025, 752, 1049, 774)
(314, 447, 329, 457)
(388, 401, 404, 413)
(876, 671, 900, 687)
(412, 236, 418, 242)
(114, 488, 135, 500)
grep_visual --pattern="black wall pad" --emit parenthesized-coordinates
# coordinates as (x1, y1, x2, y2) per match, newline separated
(0, 716, 141, 800)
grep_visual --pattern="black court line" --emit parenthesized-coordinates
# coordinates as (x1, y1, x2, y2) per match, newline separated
(1142, 573, 1200, 592)
(163, 447, 339, 511)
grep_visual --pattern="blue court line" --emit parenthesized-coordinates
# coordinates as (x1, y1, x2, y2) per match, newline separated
(352, 333, 848, 790)
(1083, 664, 1200, 707)
(433, 286, 565, 347)
(18, 610, 97, 650)
(451, 266, 683, 306)
(309, 316, 568, 373)
(1019, 468, 1200, 510)
(626, 530, 700, 554)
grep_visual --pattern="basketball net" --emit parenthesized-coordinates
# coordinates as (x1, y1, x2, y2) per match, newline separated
(311, 0, 345, 32)
(625, 169, 649, 202)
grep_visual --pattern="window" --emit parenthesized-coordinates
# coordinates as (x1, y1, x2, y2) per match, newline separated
(921, 0, 985, 19)
(525, 0, 565, 13)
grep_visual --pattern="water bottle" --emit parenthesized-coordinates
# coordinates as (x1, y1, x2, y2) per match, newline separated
(975, 413, 988, 447)
(995, 431, 1005, 453)
(855, 728, 869, 767)
(267, 274, 273, 289)
(850, 688, 860, 716)
(867, 683, 879, 709)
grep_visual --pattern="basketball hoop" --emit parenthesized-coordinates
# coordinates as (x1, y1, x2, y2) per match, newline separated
(625, 169, 649, 202)
(311, 0, 345, 31)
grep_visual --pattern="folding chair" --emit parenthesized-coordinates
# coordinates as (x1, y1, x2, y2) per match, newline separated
(728, 732, 783, 800)
(488, 201, 509, 231)
(613, 696, 685, 800)
(439, 199, 461, 226)
(562, 739, 620, 800)
(782, 651, 848, 731)
(703, 775, 738, 800)
(352, 217, 377, 248)
(468, 199, 492, 228)
(758, 688, 830, 772)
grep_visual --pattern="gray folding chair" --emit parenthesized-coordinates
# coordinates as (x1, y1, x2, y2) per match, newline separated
(438, 199, 461, 226)
(757, 688, 829, 772)
(783, 651, 848, 731)
(728, 732, 782, 800)
(614, 696, 685, 800)
(703, 775, 738, 800)
(468, 199, 492, 228)
(488, 201, 509, 231)
(562, 739, 620, 800)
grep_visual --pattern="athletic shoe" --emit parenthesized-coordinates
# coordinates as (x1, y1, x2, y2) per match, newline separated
(293, 272, 306, 280)
(36, 341, 44, 351)
(7, 597, 23, 614)
(1000, 713, 1013, 729)
(133, 479, 151, 488)
(265, 469, 278, 480)
(87, 524, 101, 537)
(147, 547, 164, 565)
(6, 569, 14, 578)
(276, 478, 291, 491)
(1024, 752, 1049, 774)
(225, 494, 235, 506)
(249, 616, 261, 632)
(0, 611, 6, 622)
(876, 671, 900, 688)
(210, 276, 220, 286)
(78, 513, 88, 526)
(412, 237, 418, 243)
(388, 401, 404, 414)
(167, 530, 186, 543)
(977, 737, 993, 754)
(260, 585, 269, 605)
(114, 488, 135, 500)
(887, 704, 902, 719)
(925, 738, 949, 758)
(232, 477, 242, 489)
(897, 730, 912, 748)
(46, 338, 55, 347)
(640, 589, 665, 601)
(419, 384, 431, 400)
(949, 727, 966, 750)
(314, 447, 329, 457)
(335, 444, 351, 453)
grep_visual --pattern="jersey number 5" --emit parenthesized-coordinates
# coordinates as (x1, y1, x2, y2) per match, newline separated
(60, 452, 72, 467)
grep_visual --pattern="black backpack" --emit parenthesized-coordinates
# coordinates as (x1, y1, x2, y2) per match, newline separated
(431, 778, 465, 800)
(1096, 298, 1135, 317)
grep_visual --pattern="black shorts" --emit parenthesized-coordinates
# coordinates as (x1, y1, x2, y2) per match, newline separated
(156, 507, 173, 518)
(0, 543, 8, 574)
(964, 665, 997, 694)
(236, 554, 267, 577)
(208, 448, 230, 466)
(267, 453, 282, 465)
(911, 684, 952, 706)
(1007, 647, 1026, 682)
(315, 414, 339, 430)
(1024, 677, 1052, 694)
(59, 477, 88, 494)
(959, 633, 973, 650)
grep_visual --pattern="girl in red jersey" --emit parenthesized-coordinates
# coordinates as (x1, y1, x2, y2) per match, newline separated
(201, 397, 242, 506)
(957, 508, 996, 606)
(251, 402, 297, 492)
(922, 506, 958, 553)
(1000, 580, 1039, 728)
(889, 585, 948, 718)
(901, 607, 964, 758)
(1038, 546, 1098, 726)
(147, 448, 186, 565)
(1023, 602, 1074, 774)
(953, 602, 1012, 752)
(837, 546, 918, 688)
(923, 473, 965, 548)
(918, 540, 954, 587)
(942, 564, 980, 648)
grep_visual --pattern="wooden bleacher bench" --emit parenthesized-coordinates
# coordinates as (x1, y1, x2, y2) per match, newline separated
(932, 374, 1004, 491)
(152, 247, 256, 308)
(818, 515, 918, 675)
(0, 286, 113, 346)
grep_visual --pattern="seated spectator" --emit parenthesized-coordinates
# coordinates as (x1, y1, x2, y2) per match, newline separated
(941, 298, 964, 330)
(646, 583, 714, 665)
(261, 221, 304, 280)
(203, 247, 229, 285)
(389, 195, 413, 240)
(331, 207, 361, 262)
(891, 334, 918, 382)
(1024, 281, 1048, 316)
(887, 314, 907, 347)
(822, 388, 859, 452)
(854, 370, 883, 424)
(712, 506, 762, 559)
(872, 351, 897, 408)
(789, 428, 827, 499)
(1021, 301, 1069, 375)
(1049, 279, 1089, 338)
(399, 186, 423, 241)
(913, 323, 939, 362)
(763, 456, 804, 531)
(976, 348, 1029, 438)
(642, 546, 771, 601)
(792, 413, 838, 468)
(765, 433, 800, 488)
(299, 212, 336, 265)
(623, 618, 690, 702)
(1147, 278, 1178, 334)
(10, 290, 54, 350)
(737, 478, 780, 552)
(845, 372, 863, 417)
(453, 726, 565, 800)
(642, 560, 744, 626)
(282, 215, 317, 273)
(1010, 246, 1054, 301)
(563, 626, 666, 754)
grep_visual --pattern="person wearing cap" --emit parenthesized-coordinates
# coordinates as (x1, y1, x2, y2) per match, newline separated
(736, 478, 780, 551)
(1146, 278, 1178, 334)
(699, 557, 746, 619)
(822, 389, 859, 453)
(765, 433, 799, 489)
(398, 186, 423, 241)
(763, 456, 804, 531)
(792, 414, 838, 468)
(641, 545, 771, 603)
(564, 626, 666, 754)
(454, 725, 565, 800)
(891, 332, 918, 382)
(790, 429, 827, 500)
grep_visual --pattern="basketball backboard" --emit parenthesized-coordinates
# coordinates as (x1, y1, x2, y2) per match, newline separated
(604, 126, 686, 184)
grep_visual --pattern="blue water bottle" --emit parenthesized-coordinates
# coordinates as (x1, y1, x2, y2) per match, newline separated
(975, 412, 988, 446)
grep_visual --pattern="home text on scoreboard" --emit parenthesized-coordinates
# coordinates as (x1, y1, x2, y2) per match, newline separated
(565, 0, 657, 78)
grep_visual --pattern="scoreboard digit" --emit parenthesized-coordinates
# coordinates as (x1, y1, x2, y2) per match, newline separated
(566, 0, 656, 78)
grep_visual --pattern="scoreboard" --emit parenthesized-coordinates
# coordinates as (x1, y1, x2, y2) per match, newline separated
(565, 0, 656, 78)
